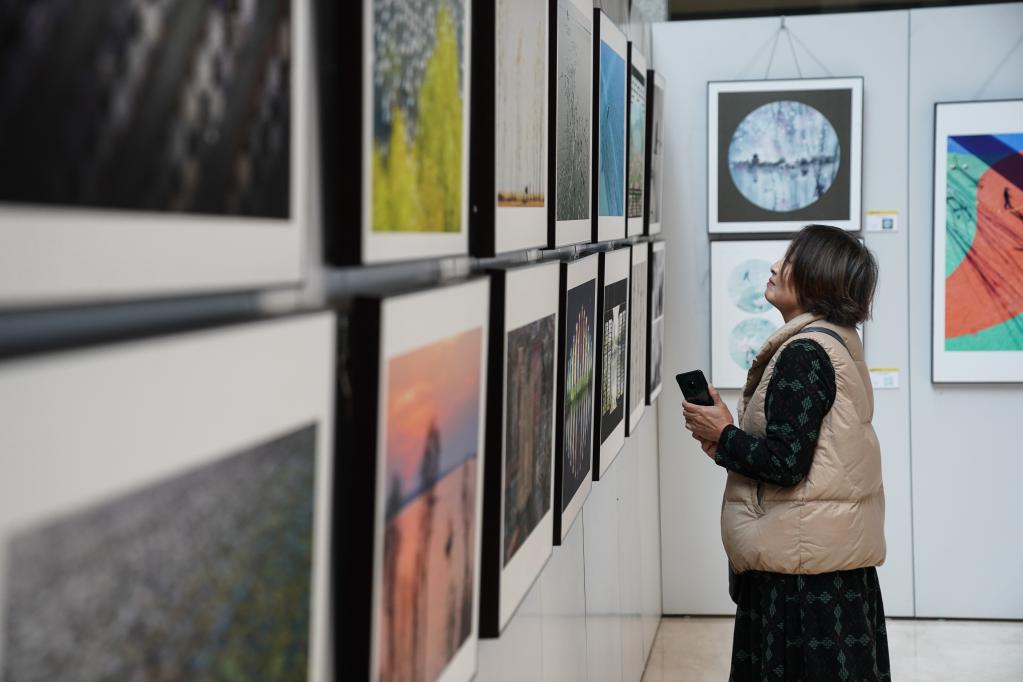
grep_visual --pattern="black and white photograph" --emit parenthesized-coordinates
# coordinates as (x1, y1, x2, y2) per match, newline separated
(645, 71, 666, 235)
(594, 246, 630, 479)
(627, 244, 648, 433)
(0, 0, 310, 306)
(647, 240, 666, 403)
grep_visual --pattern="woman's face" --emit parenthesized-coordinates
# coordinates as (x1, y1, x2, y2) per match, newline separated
(765, 258, 800, 318)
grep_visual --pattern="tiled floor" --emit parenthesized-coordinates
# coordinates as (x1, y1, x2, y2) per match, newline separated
(642, 616, 1023, 681)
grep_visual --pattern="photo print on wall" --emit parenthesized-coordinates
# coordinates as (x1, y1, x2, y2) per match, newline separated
(711, 240, 788, 389)
(708, 77, 863, 234)
(932, 99, 1023, 383)
(0, 313, 336, 681)
(593, 11, 628, 243)
(319, 0, 471, 264)
(626, 46, 647, 237)
(554, 254, 599, 543)
(0, 0, 310, 306)
(480, 264, 558, 636)
(469, 0, 549, 256)
(594, 247, 631, 479)
(627, 243, 648, 433)
(645, 72, 666, 235)
(549, 0, 593, 247)
(647, 240, 666, 403)
(342, 278, 489, 682)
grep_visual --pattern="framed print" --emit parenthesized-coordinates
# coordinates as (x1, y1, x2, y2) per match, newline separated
(647, 240, 666, 403)
(645, 71, 666, 236)
(592, 11, 627, 243)
(479, 263, 558, 636)
(343, 278, 489, 682)
(318, 0, 471, 264)
(708, 77, 863, 234)
(469, 0, 549, 256)
(554, 254, 598, 543)
(548, 0, 593, 248)
(0, 313, 335, 680)
(626, 46, 647, 237)
(626, 242, 648, 433)
(710, 240, 787, 389)
(932, 99, 1023, 383)
(594, 246, 630, 479)
(0, 1, 310, 308)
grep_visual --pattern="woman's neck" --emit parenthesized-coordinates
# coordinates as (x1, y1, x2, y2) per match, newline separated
(780, 307, 808, 324)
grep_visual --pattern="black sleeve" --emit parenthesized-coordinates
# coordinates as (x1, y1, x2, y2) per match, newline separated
(714, 339, 837, 487)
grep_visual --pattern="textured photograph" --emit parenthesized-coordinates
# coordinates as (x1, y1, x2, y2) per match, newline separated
(728, 317, 776, 371)
(728, 101, 840, 213)
(496, 0, 546, 209)
(562, 280, 596, 510)
(629, 261, 648, 416)
(2, 425, 317, 681)
(649, 318, 664, 397)
(380, 327, 482, 681)
(597, 41, 626, 218)
(0, 0, 293, 217)
(371, 0, 467, 233)
(600, 278, 628, 442)
(715, 86, 854, 225)
(503, 316, 556, 565)
(627, 65, 647, 220)
(943, 132, 1023, 351)
(555, 0, 591, 222)
(651, 247, 665, 321)
(648, 79, 665, 225)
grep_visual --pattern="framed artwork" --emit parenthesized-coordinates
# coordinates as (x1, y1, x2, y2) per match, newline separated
(554, 254, 598, 544)
(710, 240, 788, 389)
(708, 77, 863, 234)
(0, 1, 309, 308)
(549, 0, 593, 248)
(0, 313, 335, 680)
(318, 0, 471, 264)
(343, 278, 489, 681)
(647, 240, 666, 403)
(626, 46, 648, 237)
(592, 11, 628, 243)
(594, 247, 630, 479)
(480, 263, 558, 636)
(645, 71, 666, 236)
(627, 242, 648, 433)
(932, 99, 1023, 383)
(469, 0, 549, 256)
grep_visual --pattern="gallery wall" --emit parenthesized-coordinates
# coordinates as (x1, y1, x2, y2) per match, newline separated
(652, 1, 1023, 619)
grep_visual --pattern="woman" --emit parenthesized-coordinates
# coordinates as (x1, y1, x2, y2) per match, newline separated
(684, 225, 890, 681)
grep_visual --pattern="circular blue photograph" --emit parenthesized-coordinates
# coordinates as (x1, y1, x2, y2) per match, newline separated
(728, 101, 841, 213)
(728, 318, 776, 371)
(728, 259, 773, 314)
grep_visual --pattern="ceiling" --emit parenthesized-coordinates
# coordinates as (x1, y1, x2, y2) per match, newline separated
(667, 0, 1013, 20)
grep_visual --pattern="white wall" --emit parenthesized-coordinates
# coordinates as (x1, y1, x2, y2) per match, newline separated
(906, 3, 1023, 620)
(652, 2, 1023, 620)
(477, 412, 663, 681)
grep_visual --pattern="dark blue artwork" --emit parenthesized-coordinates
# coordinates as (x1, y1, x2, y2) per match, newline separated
(597, 42, 625, 218)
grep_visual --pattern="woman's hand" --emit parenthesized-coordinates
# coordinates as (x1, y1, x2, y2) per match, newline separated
(682, 385, 734, 443)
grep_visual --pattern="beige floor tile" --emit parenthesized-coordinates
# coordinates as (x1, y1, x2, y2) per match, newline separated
(642, 616, 1023, 681)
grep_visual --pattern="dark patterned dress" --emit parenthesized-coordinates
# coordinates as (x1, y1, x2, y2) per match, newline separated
(715, 340, 891, 682)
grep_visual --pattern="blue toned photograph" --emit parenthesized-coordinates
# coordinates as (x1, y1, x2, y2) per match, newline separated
(728, 259, 773, 314)
(728, 317, 776, 371)
(727, 101, 841, 213)
(597, 42, 626, 217)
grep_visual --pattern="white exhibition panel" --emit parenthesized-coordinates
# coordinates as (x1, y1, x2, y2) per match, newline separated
(0, 313, 336, 680)
(477, 412, 663, 682)
(653, 8, 916, 617)
(907, 2, 1023, 619)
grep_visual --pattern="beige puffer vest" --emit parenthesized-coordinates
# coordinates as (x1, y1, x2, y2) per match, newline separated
(721, 312, 886, 574)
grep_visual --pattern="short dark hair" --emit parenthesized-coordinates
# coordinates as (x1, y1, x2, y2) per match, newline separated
(784, 224, 878, 327)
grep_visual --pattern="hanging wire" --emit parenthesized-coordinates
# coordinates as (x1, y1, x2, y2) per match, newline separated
(782, 20, 803, 78)
(973, 30, 1023, 100)
(764, 19, 783, 78)
(787, 28, 834, 78)
(734, 25, 783, 80)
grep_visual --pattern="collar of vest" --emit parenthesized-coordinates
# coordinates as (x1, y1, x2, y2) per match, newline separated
(740, 311, 823, 400)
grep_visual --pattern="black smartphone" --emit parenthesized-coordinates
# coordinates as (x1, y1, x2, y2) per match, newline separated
(676, 370, 714, 406)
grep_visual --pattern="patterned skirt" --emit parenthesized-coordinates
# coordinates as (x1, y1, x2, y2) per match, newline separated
(729, 567, 891, 682)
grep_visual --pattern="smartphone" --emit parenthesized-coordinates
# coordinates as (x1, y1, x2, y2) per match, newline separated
(676, 370, 714, 406)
